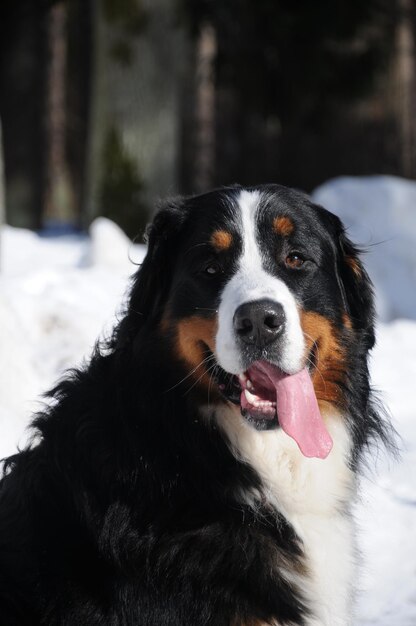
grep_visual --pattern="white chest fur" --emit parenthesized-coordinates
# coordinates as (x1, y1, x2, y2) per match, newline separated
(215, 407, 356, 626)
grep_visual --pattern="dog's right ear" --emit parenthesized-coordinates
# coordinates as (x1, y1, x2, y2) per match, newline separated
(128, 198, 189, 325)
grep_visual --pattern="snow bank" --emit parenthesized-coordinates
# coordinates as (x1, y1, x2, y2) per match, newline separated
(357, 320, 416, 625)
(87, 217, 137, 269)
(0, 219, 145, 456)
(0, 296, 42, 457)
(312, 175, 416, 321)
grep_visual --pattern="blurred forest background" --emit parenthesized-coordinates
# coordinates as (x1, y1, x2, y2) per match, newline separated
(0, 0, 415, 239)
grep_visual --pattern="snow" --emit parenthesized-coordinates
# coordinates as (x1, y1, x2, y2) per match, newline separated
(355, 320, 416, 626)
(312, 175, 416, 322)
(312, 177, 416, 624)
(0, 218, 146, 458)
(1, 177, 415, 624)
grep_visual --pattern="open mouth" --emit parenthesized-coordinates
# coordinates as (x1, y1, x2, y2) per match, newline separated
(210, 344, 318, 425)
(207, 345, 333, 459)
(212, 360, 281, 431)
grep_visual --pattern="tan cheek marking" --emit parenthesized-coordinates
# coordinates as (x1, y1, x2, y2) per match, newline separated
(345, 254, 362, 278)
(175, 316, 218, 388)
(273, 216, 294, 237)
(211, 230, 233, 251)
(300, 311, 346, 407)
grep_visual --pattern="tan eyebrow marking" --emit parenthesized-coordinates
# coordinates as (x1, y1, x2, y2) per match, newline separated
(210, 230, 233, 251)
(273, 216, 294, 237)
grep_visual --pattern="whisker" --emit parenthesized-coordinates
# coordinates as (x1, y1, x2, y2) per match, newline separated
(305, 352, 325, 383)
(303, 332, 322, 364)
(164, 354, 215, 393)
(305, 354, 327, 390)
(303, 332, 326, 390)
(207, 363, 221, 406)
(185, 361, 218, 396)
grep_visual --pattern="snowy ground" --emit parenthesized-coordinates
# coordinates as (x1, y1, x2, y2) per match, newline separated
(1, 176, 415, 624)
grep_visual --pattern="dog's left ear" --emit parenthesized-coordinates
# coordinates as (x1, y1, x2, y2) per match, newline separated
(128, 198, 189, 324)
(334, 221, 376, 350)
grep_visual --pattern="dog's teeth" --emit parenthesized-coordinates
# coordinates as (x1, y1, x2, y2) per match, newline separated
(243, 388, 277, 412)
(244, 389, 276, 409)
(244, 388, 258, 404)
(246, 379, 254, 390)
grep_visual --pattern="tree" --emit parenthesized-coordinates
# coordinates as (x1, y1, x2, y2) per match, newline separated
(182, 0, 397, 190)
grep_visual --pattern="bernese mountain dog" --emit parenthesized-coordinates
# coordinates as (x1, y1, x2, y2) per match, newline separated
(0, 185, 389, 625)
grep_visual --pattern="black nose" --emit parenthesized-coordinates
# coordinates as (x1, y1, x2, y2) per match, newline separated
(233, 299, 286, 348)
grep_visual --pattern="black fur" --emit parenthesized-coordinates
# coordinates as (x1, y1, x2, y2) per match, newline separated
(0, 184, 389, 625)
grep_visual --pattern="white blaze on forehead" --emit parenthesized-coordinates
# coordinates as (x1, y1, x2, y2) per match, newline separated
(216, 189, 305, 374)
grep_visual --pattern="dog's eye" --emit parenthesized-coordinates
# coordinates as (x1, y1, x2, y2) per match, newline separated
(285, 252, 305, 269)
(204, 263, 221, 276)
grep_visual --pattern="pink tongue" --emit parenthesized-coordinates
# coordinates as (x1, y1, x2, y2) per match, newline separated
(248, 362, 333, 459)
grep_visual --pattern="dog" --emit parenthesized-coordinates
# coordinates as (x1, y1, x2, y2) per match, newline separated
(0, 184, 389, 625)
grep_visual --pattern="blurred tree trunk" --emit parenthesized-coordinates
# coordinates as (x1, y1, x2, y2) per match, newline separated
(0, 1, 91, 231)
(66, 0, 93, 228)
(193, 23, 216, 193)
(396, 0, 416, 178)
(85, 0, 186, 236)
(43, 1, 76, 227)
(0, 1, 46, 229)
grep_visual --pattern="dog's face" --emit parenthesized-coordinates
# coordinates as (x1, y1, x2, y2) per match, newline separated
(132, 185, 374, 458)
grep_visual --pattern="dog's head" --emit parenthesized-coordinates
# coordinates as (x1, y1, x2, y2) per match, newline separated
(126, 185, 375, 458)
